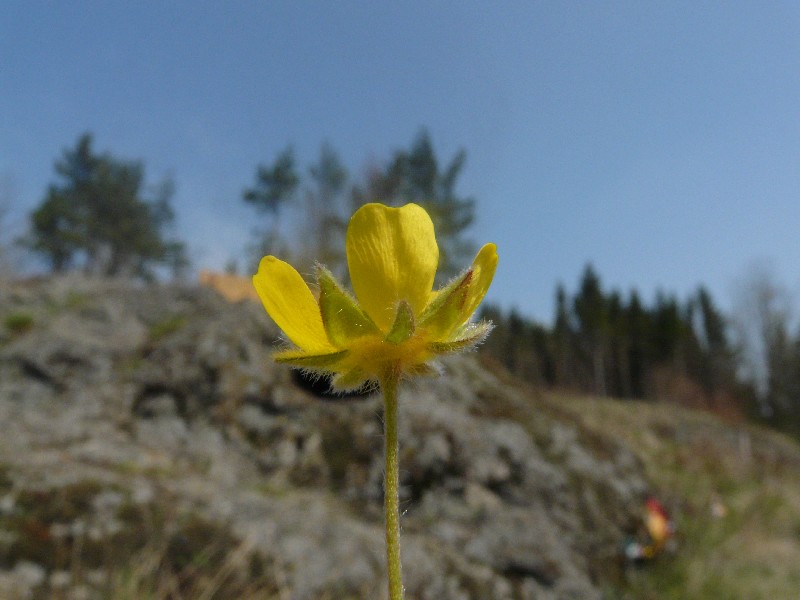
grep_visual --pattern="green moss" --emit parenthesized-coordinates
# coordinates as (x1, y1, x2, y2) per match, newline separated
(3, 311, 34, 336)
(253, 482, 290, 498)
(148, 314, 188, 341)
(64, 291, 89, 309)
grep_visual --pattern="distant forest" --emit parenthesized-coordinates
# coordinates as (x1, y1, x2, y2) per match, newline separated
(480, 263, 800, 437)
(6, 132, 800, 437)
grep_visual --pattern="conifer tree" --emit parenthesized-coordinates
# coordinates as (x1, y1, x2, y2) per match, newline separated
(695, 286, 735, 392)
(573, 265, 609, 396)
(625, 291, 649, 398)
(26, 134, 185, 278)
(553, 284, 575, 387)
(243, 146, 299, 264)
(303, 143, 349, 274)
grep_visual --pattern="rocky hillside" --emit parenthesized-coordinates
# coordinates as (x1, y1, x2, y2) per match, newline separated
(0, 276, 796, 599)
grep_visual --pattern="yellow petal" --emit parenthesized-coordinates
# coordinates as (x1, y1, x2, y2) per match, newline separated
(252, 256, 336, 354)
(346, 203, 439, 331)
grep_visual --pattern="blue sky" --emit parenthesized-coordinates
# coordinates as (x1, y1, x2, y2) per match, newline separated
(2, 2, 799, 321)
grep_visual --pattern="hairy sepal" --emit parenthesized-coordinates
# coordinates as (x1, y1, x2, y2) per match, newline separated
(385, 300, 415, 344)
(317, 266, 380, 347)
(428, 321, 493, 355)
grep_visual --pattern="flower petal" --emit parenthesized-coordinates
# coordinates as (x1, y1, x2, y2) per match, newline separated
(253, 256, 336, 354)
(419, 243, 498, 340)
(346, 203, 439, 331)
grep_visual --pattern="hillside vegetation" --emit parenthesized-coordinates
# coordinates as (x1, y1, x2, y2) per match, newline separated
(0, 275, 798, 599)
(553, 393, 800, 599)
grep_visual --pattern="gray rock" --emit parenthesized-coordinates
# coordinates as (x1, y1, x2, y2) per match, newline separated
(13, 562, 46, 590)
(0, 276, 651, 599)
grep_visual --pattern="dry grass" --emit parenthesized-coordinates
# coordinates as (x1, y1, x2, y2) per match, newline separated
(106, 536, 287, 600)
(0, 479, 287, 600)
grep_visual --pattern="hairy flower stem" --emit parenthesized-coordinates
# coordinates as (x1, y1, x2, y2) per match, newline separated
(380, 365, 404, 600)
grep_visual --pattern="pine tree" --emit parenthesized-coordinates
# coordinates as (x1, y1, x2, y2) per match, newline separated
(243, 146, 299, 263)
(573, 265, 609, 396)
(303, 143, 349, 274)
(625, 291, 649, 398)
(553, 284, 575, 387)
(695, 286, 735, 393)
(26, 134, 185, 278)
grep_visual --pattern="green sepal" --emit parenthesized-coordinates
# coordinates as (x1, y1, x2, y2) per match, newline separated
(418, 267, 473, 338)
(428, 321, 493, 355)
(317, 266, 380, 347)
(273, 348, 349, 370)
(385, 300, 415, 344)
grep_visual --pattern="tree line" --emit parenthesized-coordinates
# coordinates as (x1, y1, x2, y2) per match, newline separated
(20, 131, 475, 285)
(13, 132, 800, 436)
(240, 131, 475, 282)
(480, 264, 800, 436)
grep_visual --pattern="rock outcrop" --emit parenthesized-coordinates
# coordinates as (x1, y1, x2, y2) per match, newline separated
(0, 275, 649, 599)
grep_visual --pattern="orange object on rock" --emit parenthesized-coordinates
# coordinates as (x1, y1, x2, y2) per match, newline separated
(199, 270, 260, 303)
(645, 497, 673, 551)
(624, 496, 675, 562)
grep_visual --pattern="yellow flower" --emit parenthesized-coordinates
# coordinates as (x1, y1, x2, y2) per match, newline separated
(252, 202, 498, 390)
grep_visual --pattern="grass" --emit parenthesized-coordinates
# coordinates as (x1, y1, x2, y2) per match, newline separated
(106, 515, 283, 600)
(0, 480, 284, 599)
(551, 393, 800, 599)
